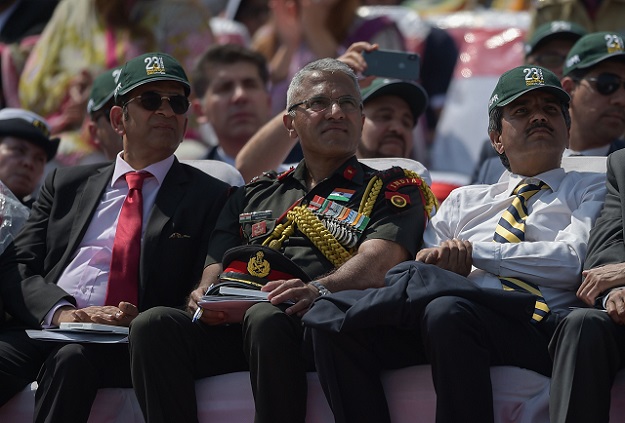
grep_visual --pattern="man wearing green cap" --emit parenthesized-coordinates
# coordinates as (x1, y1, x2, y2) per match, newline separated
(473, 29, 625, 185)
(0, 52, 231, 422)
(86, 66, 123, 161)
(548, 31, 625, 423)
(560, 31, 625, 156)
(472, 21, 586, 185)
(526, 21, 588, 79)
(303, 64, 607, 423)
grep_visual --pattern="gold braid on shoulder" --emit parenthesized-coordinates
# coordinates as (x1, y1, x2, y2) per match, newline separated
(262, 169, 438, 268)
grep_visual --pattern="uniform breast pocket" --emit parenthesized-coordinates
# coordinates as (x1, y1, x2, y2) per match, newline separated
(242, 219, 277, 242)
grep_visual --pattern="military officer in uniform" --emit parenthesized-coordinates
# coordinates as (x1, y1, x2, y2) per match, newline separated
(128, 58, 437, 423)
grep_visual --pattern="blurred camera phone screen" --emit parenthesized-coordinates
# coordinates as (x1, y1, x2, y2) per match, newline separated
(362, 50, 420, 80)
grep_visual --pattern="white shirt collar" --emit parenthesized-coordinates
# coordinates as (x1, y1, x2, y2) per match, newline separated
(111, 152, 175, 186)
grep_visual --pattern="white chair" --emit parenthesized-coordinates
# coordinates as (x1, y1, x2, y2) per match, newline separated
(358, 157, 432, 186)
(561, 156, 607, 173)
(181, 159, 245, 186)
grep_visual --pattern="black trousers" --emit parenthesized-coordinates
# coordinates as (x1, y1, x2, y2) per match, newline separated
(549, 308, 625, 423)
(0, 328, 132, 423)
(129, 302, 315, 423)
(308, 262, 559, 423)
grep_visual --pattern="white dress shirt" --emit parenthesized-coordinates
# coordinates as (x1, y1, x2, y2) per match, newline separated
(42, 153, 174, 326)
(424, 167, 607, 314)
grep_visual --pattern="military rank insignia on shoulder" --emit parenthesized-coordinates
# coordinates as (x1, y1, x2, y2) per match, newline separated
(277, 167, 296, 181)
(249, 169, 280, 185)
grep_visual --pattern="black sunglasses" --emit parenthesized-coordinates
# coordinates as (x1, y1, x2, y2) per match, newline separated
(581, 73, 625, 96)
(124, 91, 190, 114)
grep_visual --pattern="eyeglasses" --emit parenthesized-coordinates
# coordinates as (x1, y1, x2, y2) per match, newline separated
(580, 73, 625, 96)
(124, 91, 190, 114)
(287, 95, 362, 114)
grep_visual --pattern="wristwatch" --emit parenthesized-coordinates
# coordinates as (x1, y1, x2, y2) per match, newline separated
(309, 280, 331, 296)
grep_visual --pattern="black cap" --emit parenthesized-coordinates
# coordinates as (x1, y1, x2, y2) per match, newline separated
(361, 78, 428, 126)
(219, 245, 311, 289)
(0, 108, 59, 161)
(525, 21, 587, 57)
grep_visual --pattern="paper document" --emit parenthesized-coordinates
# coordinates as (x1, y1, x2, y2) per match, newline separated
(198, 286, 274, 323)
(26, 329, 128, 344)
(217, 286, 269, 299)
(59, 322, 129, 334)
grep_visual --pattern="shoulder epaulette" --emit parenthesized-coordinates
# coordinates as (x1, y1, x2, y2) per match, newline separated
(376, 166, 406, 183)
(249, 169, 279, 185)
(377, 166, 439, 219)
(277, 167, 296, 181)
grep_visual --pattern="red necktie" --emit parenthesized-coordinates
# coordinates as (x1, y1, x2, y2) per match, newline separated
(105, 171, 150, 307)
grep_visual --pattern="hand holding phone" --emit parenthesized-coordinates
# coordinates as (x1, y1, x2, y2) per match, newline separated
(362, 49, 420, 81)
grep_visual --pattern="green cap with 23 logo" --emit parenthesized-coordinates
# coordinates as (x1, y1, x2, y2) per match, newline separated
(563, 32, 625, 76)
(488, 65, 570, 113)
(114, 52, 190, 100)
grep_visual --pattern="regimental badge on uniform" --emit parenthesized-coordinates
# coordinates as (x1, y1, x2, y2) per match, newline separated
(247, 250, 271, 278)
(217, 245, 311, 290)
(381, 168, 425, 211)
(385, 192, 410, 208)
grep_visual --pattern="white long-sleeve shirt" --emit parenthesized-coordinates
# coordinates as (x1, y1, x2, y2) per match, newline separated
(424, 167, 607, 314)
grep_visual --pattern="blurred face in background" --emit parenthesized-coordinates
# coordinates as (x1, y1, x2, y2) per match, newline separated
(89, 104, 123, 160)
(0, 137, 46, 199)
(526, 38, 578, 79)
(360, 95, 414, 158)
(194, 62, 271, 158)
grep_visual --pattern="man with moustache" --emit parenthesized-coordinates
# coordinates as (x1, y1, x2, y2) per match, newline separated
(304, 65, 607, 423)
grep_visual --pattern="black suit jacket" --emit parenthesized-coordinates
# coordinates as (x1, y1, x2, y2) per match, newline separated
(585, 149, 625, 271)
(0, 159, 231, 327)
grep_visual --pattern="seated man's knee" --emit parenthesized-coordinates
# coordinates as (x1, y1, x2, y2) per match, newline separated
(556, 308, 615, 345)
(129, 306, 188, 346)
(243, 302, 300, 346)
(422, 296, 475, 332)
(45, 343, 92, 376)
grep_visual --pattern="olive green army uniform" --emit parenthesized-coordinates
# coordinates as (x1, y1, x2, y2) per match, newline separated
(129, 156, 436, 423)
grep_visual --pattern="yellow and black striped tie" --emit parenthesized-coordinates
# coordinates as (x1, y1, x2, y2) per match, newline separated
(494, 181, 550, 323)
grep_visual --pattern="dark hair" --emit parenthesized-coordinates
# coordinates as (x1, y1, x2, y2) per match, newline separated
(191, 44, 269, 97)
(487, 96, 571, 171)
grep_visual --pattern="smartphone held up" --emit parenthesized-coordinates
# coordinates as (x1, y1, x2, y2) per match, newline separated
(362, 49, 420, 81)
